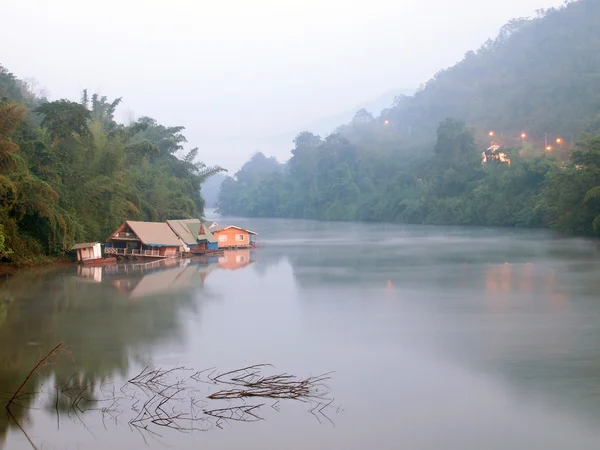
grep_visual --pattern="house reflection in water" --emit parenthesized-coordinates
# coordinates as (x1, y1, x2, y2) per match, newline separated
(218, 249, 255, 271)
(76, 265, 103, 283)
(74, 250, 256, 299)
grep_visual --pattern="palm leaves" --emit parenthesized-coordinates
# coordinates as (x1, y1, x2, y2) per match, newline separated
(584, 185, 600, 203)
(1, 76, 227, 263)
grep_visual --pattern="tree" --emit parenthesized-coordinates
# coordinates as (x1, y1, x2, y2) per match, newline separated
(34, 100, 91, 147)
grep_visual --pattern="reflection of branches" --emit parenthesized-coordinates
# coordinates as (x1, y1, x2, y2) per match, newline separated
(128, 366, 189, 395)
(5, 355, 337, 446)
(5, 343, 65, 410)
(308, 398, 336, 426)
(6, 409, 38, 450)
(203, 404, 264, 428)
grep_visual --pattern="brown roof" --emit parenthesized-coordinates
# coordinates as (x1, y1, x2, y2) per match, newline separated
(126, 221, 182, 246)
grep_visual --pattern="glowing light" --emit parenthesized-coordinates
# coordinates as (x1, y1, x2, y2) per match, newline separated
(384, 120, 389, 125)
(556, 137, 562, 144)
(489, 131, 495, 137)
(546, 146, 553, 151)
(498, 152, 511, 166)
(521, 133, 527, 139)
(482, 146, 510, 166)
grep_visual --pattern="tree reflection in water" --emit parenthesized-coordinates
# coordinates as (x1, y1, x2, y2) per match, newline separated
(0, 260, 203, 445)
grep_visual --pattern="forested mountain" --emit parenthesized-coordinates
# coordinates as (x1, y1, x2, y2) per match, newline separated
(0, 65, 224, 265)
(217, 0, 600, 237)
(383, 0, 600, 144)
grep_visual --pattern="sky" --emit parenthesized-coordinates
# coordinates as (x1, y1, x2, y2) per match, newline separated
(1, 0, 564, 172)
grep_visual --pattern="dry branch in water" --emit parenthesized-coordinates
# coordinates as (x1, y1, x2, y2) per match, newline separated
(5, 350, 337, 447)
(206, 364, 332, 401)
(5, 343, 65, 410)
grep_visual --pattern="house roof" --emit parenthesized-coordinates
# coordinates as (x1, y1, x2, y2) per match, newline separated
(166, 219, 200, 245)
(203, 220, 218, 229)
(212, 225, 258, 235)
(199, 230, 217, 243)
(187, 221, 202, 240)
(166, 219, 219, 245)
(72, 242, 99, 250)
(126, 221, 182, 247)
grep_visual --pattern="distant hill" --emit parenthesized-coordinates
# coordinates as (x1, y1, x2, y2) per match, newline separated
(247, 88, 414, 161)
(383, 0, 600, 144)
(217, 0, 600, 238)
(299, 88, 414, 137)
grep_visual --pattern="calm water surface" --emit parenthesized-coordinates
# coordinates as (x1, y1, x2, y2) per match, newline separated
(2, 218, 600, 449)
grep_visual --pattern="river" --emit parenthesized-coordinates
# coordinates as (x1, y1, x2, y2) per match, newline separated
(1, 218, 600, 449)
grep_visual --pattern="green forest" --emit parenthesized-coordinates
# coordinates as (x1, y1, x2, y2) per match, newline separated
(217, 0, 600, 237)
(0, 66, 224, 265)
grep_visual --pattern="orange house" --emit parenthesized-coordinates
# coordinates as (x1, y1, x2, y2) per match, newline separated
(211, 225, 257, 249)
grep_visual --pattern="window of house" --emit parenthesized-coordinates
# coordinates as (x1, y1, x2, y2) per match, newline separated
(219, 235, 228, 242)
(236, 234, 245, 241)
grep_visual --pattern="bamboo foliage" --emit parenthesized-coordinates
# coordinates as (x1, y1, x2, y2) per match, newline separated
(0, 65, 226, 264)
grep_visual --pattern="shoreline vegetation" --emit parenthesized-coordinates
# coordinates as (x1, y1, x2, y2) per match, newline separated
(1, 66, 226, 268)
(217, 1, 600, 238)
(3, 0, 600, 272)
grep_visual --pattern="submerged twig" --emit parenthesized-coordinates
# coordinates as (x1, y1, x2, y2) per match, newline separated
(6, 352, 336, 443)
(5, 343, 64, 410)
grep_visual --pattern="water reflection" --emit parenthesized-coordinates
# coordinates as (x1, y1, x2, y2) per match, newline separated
(218, 249, 255, 271)
(0, 250, 262, 446)
(0, 265, 201, 444)
(2, 222, 600, 449)
(270, 221, 600, 435)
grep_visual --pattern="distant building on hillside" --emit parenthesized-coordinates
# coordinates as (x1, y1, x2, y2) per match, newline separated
(482, 144, 511, 166)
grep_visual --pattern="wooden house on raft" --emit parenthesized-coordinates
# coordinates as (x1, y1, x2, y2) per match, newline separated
(72, 242, 102, 263)
(166, 219, 219, 253)
(104, 221, 182, 258)
(211, 225, 257, 249)
(198, 223, 219, 251)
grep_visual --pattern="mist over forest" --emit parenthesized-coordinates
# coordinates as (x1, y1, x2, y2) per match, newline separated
(2, 0, 600, 268)
(217, 0, 600, 237)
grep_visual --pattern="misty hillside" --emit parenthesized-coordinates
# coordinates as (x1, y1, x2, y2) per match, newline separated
(218, 0, 600, 237)
(247, 88, 414, 160)
(383, 0, 600, 142)
(300, 88, 414, 137)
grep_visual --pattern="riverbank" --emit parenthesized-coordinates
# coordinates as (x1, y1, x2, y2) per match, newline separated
(0, 258, 74, 277)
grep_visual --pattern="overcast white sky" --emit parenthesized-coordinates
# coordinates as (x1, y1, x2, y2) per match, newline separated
(1, 0, 563, 171)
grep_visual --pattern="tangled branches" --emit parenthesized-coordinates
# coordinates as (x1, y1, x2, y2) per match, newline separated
(206, 364, 332, 401)
(4, 352, 338, 448)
